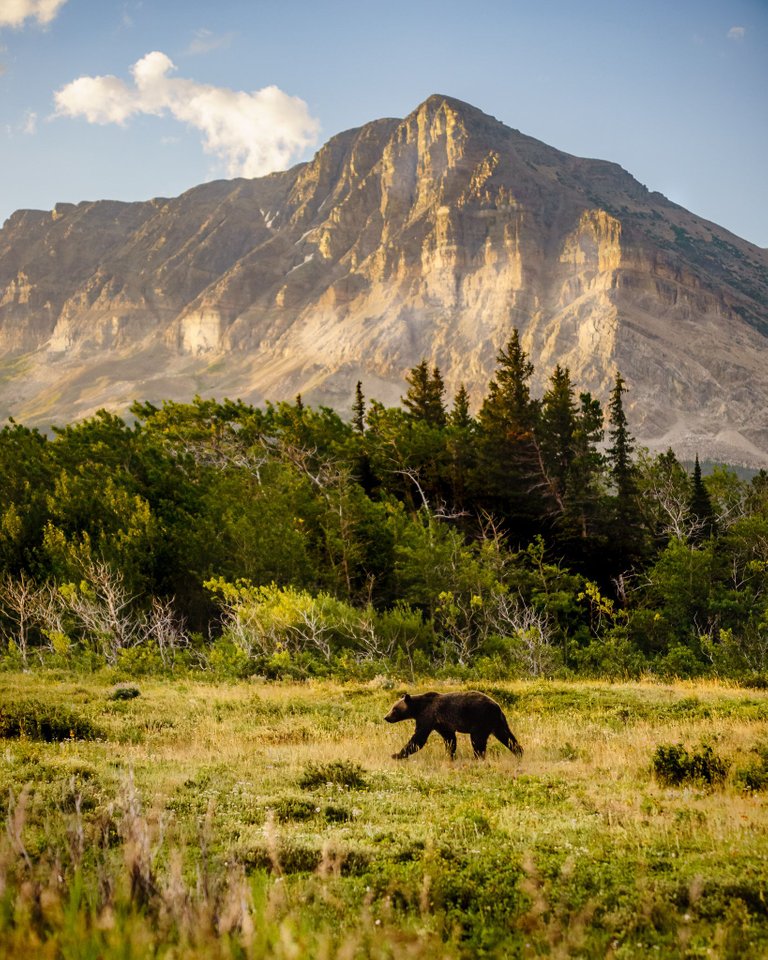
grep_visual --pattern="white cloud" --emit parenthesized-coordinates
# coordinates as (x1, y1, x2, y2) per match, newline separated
(0, 0, 68, 28)
(186, 28, 234, 56)
(22, 109, 36, 133)
(727, 26, 746, 40)
(54, 51, 320, 178)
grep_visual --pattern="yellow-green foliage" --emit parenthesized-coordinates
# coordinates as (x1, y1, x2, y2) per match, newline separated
(1, 673, 768, 958)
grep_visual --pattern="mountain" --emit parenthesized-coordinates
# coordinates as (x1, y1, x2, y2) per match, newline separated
(2, 94, 768, 464)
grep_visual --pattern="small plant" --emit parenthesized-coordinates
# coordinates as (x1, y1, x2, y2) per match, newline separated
(272, 796, 317, 821)
(734, 743, 768, 792)
(652, 742, 729, 787)
(298, 759, 368, 790)
(109, 685, 141, 701)
(0, 699, 101, 741)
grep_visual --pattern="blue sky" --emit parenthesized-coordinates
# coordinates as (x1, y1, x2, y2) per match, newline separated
(2, 0, 766, 246)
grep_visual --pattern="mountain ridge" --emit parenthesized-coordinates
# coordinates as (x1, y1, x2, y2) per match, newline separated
(2, 94, 768, 464)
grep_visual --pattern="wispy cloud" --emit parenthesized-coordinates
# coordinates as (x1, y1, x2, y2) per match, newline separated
(22, 109, 36, 133)
(54, 51, 320, 178)
(0, 0, 68, 28)
(727, 26, 746, 40)
(185, 28, 234, 56)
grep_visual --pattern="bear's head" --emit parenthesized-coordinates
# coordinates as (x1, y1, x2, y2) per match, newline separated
(384, 693, 413, 723)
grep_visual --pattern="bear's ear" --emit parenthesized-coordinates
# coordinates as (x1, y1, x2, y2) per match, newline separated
(403, 693, 411, 703)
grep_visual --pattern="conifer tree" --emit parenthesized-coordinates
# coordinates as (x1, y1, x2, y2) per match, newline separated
(689, 455, 717, 541)
(606, 371, 644, 563)
(402, 360, 447, 428)
(352, 381, 366, 434)
(447, 384, 476, 514)
(449, 383, 472, 429)
(475, 330, 543, 537)
(540, 364, 578, 499)
(607, 373, 634, 494)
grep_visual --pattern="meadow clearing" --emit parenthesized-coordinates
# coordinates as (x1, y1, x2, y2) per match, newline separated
(1, 673, 768, 958)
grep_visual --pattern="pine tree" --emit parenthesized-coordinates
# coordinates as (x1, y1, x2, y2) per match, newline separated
(402, 360, 447, 428)
(540, 364, 578, 499)
(475, 330, 543, 537)
(689, 455, 717, 541)
(606, 371, 644, 563)
(449, 384, 472, 429)
(446, 384, 476, 514)
(607, 373, 634, 494)
(352, 381, 366, 434)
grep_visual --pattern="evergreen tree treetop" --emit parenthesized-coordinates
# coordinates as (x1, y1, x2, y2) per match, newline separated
(402, 360, 447, 428)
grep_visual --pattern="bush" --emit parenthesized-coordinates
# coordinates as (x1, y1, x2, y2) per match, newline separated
(0, 699, 102, 741)
(108, 685, 141, 701)
(652, 742, 729, 787)
(734, 743, 768, 792)
(298, 760, 368, 790)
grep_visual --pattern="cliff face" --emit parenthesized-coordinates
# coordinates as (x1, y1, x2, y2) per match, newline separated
(2, 95, 768, 464)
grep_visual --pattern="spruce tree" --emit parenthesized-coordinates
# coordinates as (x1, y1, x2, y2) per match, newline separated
(352, 381, 366, 434)
(447, 384, 476, 514)
(449, 383, 472, 429)
(540, 364, 577, 498)
(475, 330, 543, 538)
(689, 455, 717, 541)
(402, 360, 447, 428)
(606, 371, 643, 563)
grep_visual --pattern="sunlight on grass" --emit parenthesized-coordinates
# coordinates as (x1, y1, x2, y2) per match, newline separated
(2, 673, 768, 957)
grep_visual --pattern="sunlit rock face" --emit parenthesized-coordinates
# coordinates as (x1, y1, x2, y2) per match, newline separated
(1, 95, 768, 464)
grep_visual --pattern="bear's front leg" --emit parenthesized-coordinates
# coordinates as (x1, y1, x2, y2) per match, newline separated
(392, 727, 430, 759)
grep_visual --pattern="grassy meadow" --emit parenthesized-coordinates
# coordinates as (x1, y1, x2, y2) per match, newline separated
(2, 673, 768, 958)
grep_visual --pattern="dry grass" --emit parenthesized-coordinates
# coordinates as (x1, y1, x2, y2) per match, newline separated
(1, 672, 768, 957)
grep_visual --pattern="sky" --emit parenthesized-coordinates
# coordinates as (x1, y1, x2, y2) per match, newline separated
(1, 0, 766, 247)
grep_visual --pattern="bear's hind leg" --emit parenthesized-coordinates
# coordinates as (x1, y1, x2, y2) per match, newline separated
(492, 718, 523, 757)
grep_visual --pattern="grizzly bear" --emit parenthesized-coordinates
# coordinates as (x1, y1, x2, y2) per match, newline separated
(384, 691, 523, 760)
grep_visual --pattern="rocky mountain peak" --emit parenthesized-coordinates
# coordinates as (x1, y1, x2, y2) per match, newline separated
(1, 97, 767, 466)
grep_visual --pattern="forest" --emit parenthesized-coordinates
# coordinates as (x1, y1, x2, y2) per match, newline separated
(2, 330, 768, 683)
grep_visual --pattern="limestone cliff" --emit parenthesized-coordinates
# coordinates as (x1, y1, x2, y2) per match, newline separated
(2, 95, 768, 465)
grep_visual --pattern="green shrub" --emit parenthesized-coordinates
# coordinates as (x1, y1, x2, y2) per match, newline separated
(298, 759, 368, 790)
(734, 743, 768, 792)
(272, 796, 317, 821)
(108, 685, 140, 700)
(652, 742, 729, 787)
(0, 699, 102, 741)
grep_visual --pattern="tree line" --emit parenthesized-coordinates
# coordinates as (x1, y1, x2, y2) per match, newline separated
(1, 330, 767, 681)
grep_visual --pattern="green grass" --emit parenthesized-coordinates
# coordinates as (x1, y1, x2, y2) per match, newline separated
(1, 673, 768, 957)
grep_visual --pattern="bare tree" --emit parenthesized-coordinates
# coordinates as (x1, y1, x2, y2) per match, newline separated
(290, 602, 335, 661)
(143, 596, 189, 668)
(0, 572, 46, 666)
(488, 592, 557, 677)
(61, 558, 142, 664)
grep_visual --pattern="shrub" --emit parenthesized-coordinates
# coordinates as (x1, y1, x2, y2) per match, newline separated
(108, 685, 140, 701)
(734, 743, 768, 792)
(272, 796, 317, 822)
(0, 699, 101, 741)
(652, 742, 729, 787)
(298, 760, 368, 790)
